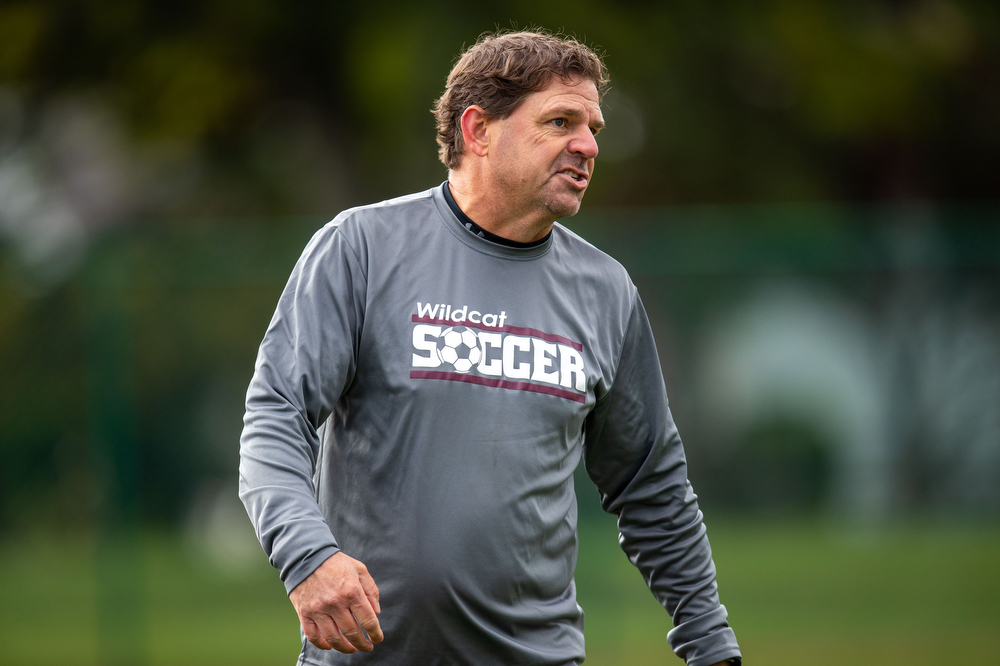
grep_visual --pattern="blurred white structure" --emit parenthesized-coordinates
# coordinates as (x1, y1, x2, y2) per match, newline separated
(696, 277, 1000, 518)
(0, 90, 136, 283)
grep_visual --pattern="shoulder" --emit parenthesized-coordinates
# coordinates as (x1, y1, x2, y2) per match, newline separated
(551, 221, 635, 297)
(328, 188, 438, 239)
(549, 223, 638, 358)
(300, 188, 439, 266)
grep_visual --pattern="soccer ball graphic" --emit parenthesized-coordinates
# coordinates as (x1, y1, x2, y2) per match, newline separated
(436, 326, 482, 373)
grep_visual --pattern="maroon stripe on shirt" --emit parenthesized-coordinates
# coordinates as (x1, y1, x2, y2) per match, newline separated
(410, 370, 586, 403)
(411, 315, 583, 351)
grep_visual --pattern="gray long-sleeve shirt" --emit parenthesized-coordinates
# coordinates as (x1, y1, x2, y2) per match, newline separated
(239, 184, 741, 666)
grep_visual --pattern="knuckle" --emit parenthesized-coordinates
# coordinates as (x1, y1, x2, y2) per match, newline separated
(323, 593, 346, 609)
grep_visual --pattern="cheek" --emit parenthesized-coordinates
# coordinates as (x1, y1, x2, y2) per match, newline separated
(527, 130, 556, 148)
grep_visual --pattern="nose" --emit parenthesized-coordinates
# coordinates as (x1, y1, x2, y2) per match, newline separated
(570, 127, 599, 160)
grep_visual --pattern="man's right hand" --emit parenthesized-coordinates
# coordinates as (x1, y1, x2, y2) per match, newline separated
(289, 551, 384, 653)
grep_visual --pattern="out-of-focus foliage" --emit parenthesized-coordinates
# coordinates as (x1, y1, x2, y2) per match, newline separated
(0, 0, 997, 225)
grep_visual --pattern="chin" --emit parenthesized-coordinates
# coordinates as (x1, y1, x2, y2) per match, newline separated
(544, 193, 585, 219)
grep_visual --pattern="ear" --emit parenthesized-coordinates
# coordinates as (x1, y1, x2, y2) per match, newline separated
(459, 105, 490, 158)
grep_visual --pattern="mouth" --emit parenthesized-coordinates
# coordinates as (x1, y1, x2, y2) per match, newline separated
(556, 168, 589, 188)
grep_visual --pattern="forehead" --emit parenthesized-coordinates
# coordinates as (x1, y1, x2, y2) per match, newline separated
(521, 77, 601, 115)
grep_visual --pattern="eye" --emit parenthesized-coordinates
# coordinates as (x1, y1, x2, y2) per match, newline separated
(552, 118, 566, 127)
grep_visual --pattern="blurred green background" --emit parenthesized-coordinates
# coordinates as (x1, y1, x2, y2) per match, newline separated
(2, 1, 999, 665)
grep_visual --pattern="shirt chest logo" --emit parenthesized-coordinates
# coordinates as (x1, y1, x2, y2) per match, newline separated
(410, 302, 587, 403)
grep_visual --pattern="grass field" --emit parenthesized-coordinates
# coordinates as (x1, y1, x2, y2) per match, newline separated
(1, 515, 998, 665)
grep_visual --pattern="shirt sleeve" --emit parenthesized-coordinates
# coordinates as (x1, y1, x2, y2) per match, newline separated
(583, 293, 742, 666)
(238, 220, 367, 595)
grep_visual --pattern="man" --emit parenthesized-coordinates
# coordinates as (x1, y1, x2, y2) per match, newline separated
(240, 31, 741, 666)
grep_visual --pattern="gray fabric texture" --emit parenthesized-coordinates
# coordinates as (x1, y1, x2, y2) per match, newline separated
(239, 184, 741, 666)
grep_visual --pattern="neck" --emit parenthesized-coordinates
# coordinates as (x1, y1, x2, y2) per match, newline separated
(447, 171, 555, 243)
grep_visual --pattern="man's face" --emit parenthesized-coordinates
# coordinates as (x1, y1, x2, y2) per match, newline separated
(488, 76, 604, 222)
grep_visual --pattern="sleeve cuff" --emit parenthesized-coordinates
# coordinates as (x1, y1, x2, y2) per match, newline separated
(282, 544, 341, 595)
(667, 605, 741, 666)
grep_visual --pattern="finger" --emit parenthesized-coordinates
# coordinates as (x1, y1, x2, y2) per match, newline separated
(350, 594, 384, 644)
(315, 613, 358, 654)
(331, 605, 374, 652)
(301, 616, 333, 651)
(359, 568, 381, 615)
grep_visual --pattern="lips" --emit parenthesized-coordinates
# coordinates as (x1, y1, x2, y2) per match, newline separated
(556, 167, 589, 187)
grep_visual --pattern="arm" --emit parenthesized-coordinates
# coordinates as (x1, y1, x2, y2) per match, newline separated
(239, 221, 382, 652)
(583, 294, 741, 666)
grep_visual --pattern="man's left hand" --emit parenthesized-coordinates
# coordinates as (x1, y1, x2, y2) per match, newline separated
(289, 551, 384, 653)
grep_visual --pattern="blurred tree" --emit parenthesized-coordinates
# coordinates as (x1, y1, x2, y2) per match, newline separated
(0, 0, 995, 223)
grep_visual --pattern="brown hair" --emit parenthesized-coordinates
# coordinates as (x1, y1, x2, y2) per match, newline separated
(432, 30, 609, 169)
